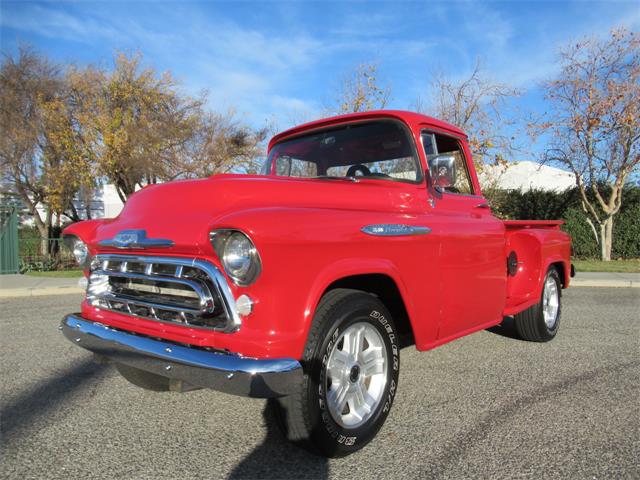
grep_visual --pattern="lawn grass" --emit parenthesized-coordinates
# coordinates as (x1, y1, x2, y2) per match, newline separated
(25, 269, 83, 278)
(573, 259, 640, 273)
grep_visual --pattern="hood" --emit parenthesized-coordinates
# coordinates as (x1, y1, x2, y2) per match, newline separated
(80, 174, 425, 254)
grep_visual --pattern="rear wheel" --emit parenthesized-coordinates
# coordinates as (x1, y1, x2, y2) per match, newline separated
(271, 289, 400, 457)
(514, 267, 562, 342)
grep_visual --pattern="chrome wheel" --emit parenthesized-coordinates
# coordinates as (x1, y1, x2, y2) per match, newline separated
(325, 322, 388, 428)
(542, 276, 559, 329)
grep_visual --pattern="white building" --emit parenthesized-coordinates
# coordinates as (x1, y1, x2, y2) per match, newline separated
(18, 183, 126, 226)
(101, 184, 126, 218)
(479, 161, 576, 192)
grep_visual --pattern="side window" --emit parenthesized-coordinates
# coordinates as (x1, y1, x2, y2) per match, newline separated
(275, 156, 318, 177)
(422, 132, 437, 156)
(422, 131, 474, 195)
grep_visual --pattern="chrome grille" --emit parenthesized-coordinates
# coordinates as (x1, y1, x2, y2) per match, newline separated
(87, 255, 241, 332)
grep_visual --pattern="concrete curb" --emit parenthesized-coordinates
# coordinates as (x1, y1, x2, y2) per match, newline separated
(0, 286, 85, 298)
(570, 279, 639, 288)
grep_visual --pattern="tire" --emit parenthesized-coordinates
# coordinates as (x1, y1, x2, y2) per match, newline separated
(271, 288, 400, 457)
(514, 267, 562, 342)
(116, 363, 171, 391)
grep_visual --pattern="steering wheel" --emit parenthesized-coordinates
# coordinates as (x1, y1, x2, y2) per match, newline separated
(346, 164, 371, 177)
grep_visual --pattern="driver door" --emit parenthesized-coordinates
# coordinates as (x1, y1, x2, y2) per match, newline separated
(421, 130, 506, 340)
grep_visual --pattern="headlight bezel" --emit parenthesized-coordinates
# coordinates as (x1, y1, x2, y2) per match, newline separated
(209, 229, 262, 286)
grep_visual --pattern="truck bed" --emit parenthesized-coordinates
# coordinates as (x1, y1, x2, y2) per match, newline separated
(503, 220, 564, 230)
(503, 219, 571, 316)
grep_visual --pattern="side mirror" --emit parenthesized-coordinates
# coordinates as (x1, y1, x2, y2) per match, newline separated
(428, 154, 456, 190)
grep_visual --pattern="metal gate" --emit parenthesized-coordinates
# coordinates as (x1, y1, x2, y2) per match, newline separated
(0, 206, 19, 274)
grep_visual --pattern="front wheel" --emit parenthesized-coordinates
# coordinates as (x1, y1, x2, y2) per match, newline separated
(272, 289, 400, 457)
(514, 267, 562, 342)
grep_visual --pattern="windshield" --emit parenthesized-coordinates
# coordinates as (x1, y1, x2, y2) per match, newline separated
(262, 120, 422, 183)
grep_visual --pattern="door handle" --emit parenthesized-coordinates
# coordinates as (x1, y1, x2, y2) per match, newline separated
(475, 203, 490, 209)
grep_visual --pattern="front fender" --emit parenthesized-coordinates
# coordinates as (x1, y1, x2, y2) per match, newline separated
(213, 206, 434, 359)
(300, 257, 417, 352)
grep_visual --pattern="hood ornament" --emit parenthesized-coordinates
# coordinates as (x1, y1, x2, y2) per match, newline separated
(99, 230, 174, 249)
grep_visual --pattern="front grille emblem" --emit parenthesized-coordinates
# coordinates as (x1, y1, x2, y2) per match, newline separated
(99, 229, 174, 249)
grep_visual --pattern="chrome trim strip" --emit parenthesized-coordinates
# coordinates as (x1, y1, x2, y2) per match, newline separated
(361, 224, 432, 236)
(92, 269, 215, 313)
(61, 315, 302, 398)
(95, 293, 203, 316)
(90, 255, 242, 333)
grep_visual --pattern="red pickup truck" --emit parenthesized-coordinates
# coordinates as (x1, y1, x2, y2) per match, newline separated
(61, 110, 572, 457)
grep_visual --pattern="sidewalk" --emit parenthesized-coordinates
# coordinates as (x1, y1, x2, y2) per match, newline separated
(0, 270, 638, 298)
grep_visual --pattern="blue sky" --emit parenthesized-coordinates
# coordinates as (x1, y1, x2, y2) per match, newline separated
(1, 0, 639, 139)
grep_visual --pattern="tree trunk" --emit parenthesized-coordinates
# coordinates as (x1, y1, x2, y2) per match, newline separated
(83, 186, 94, 220)
(41, 207, 52, 257)
(600, 217, 614, 261)
(67, 201, 80, 222)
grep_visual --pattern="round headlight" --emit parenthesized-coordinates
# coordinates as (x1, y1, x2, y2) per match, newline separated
(63, 235, 89, 267)
(210, 230, 262, 286)
(73, 240, 89, 266)
(224, 233, 253, 278)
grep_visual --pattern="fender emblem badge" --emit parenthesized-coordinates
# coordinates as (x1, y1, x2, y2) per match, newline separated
(99, 230, 174, 249)
(361, 224, 431, 236)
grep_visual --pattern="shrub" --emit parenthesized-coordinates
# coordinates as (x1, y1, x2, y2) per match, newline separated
(613, 203, 640, 259)
(561, 208, 600, 258)
(19, 258, 58, 274)
(486, 186, 639, 259)
(486, 188, 577, 220)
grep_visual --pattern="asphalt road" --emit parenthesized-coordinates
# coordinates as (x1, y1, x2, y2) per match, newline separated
(1, 288, 638, 479)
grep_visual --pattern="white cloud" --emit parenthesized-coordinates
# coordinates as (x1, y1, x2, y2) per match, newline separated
(461, 2, 515, 49)
(0, 4, 121, 42)
(3, 0, 639, 129)
(196, 23, 321, 70)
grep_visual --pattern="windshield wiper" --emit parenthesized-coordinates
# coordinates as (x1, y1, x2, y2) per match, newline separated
(313, 175, 360, 183)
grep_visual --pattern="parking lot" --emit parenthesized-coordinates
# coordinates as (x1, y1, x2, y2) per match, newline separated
(1, 287, 638, 479)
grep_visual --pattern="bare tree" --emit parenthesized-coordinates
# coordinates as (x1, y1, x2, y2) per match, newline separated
(332, 62, 391, 114)
(417, 60, 520, 174)
(176, 110, 270, 178)
(536, 28, 639, 261)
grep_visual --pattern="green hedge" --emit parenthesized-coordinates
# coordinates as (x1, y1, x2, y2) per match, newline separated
(486, 186, 640, 259)
(561, 208, 600, 258)
(612, 203, 640, 258)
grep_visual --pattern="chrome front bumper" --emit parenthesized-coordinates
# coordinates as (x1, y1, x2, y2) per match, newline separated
(60, 314, 303, 398)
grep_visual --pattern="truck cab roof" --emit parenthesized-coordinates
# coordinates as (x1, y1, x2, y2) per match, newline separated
(268, 110, 467, 151)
